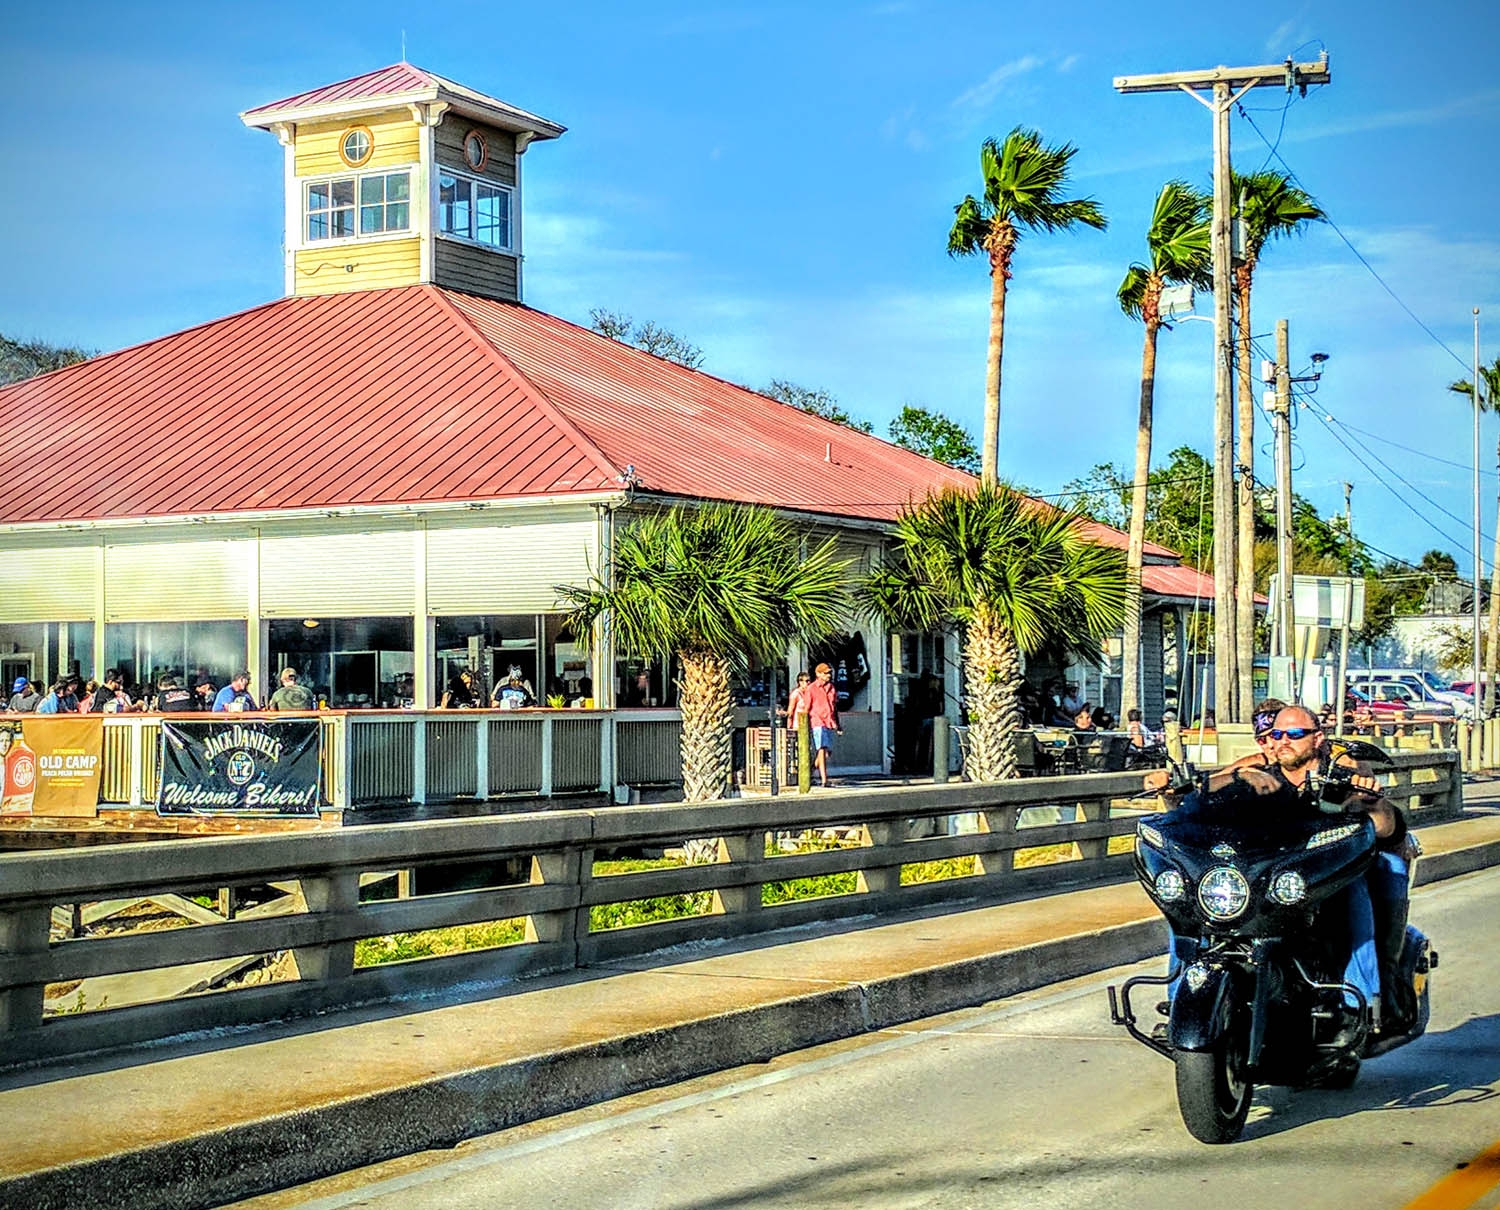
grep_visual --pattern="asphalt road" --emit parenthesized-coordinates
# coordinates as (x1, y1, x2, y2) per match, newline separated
(235, 866, 1500, 1210)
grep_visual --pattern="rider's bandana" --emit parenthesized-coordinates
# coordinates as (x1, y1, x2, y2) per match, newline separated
(1253, 710, 1278, 736)
(1268, 727, 1316, 740)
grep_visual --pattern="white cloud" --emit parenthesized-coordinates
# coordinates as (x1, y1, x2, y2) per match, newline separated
(1264, 16, 1303, 55)
(1057, 54, 1081, 74)
(950, 55, 1044, 112)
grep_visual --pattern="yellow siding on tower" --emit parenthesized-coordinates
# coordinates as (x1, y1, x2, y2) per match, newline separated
(294, 238, 422, 295)
(295, 112, 420, 177)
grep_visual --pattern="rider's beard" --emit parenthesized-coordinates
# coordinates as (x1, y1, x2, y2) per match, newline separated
(1273, 742, 1320, 775)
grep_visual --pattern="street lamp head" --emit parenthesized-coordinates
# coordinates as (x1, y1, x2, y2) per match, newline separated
(1310, 352, 1329, 364)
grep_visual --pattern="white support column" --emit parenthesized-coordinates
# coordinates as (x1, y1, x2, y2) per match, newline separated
(92, 538, 106, 678)
(414, 520, 432, 708)
(475, 715, 489, 801)
(413, 715, 428, 805)
(248, 530, 263, 692)
(540, 715, 554, 796)
(272, 123, 298, 298)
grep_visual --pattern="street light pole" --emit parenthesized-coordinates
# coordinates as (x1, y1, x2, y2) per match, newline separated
(1116, 55, 1331, 725)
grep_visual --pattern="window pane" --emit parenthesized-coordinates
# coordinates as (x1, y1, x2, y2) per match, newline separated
(331, 178, 355, 207)
(308, 212, 328, 241)
(476, 184, 509, 248)
(307, 181, 330, 209)
(440, 174, 471, 237)
(360, 175, 384, 205)
(360, 204, 384, 234)
(386, 202, 409, 231)
(331, 207, 355, 238)
(385, 172, 409, 202)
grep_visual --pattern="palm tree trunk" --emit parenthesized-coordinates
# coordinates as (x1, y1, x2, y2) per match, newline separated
(1485, 435, 1500, 718)
(1122, 317, 1159, 720)
(981, 235, 1013, 486)
(678, 650, 734, 805)
(1234, 269, 1257, 718)
(963, 607, 1023, 781)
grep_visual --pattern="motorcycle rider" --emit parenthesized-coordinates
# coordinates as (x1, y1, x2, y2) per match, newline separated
(1150, 704, 1410, 1035)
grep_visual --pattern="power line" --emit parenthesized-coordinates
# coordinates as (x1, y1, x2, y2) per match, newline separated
(1330, 417, 1497, 479)
(1236, 107, 1474, 375)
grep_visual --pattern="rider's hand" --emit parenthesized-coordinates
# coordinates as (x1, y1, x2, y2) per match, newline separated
(1348, 773, 1382, 796)
(1142, 769, 1170, 793)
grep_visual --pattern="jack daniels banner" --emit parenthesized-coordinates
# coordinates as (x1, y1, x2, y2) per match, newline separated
(157, 719, 322, 815)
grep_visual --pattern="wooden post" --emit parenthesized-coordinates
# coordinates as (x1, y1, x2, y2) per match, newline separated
(976, 805, 1017, 876)
(291, 873, 359, 983)
(856, 821, 902, 895)
(932, 715, 950, 784)
(526, 849, 583, 945)
(797, 714, 812, 794)
(711, 833, 762, 916)
(0, 905, 49, 1037)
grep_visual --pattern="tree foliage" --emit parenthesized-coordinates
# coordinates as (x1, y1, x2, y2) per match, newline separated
(762, 379, 873, 433)
(0, 333, 92, 387)
(588, 309, 705, 369)
(862, 484, 1126, 780)
(888, 405, 980, 473)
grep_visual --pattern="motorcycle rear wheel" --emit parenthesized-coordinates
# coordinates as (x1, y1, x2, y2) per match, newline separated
(1175, 1005, 1253, 1143)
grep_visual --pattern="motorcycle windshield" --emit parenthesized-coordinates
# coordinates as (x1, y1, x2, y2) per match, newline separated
(1160, 777, 1363, 858)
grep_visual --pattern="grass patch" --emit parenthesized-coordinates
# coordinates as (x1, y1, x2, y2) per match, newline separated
(761, 872, 859, 906)
(1013, 843, 1079, 867)
(900, 855, 979, 885)
(1107, 835, 1135, 856)
(589, 892, 715, 931)
(354, 919, 526, 966)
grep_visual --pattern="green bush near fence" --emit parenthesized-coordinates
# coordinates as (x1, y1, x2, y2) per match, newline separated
(351, 835, 1115, 964)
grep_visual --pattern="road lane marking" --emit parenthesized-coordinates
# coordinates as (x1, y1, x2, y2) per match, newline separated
(1399, 1137, 1500, 1210)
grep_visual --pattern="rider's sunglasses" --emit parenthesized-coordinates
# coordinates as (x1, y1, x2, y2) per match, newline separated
(1267, 727, 1316, 740)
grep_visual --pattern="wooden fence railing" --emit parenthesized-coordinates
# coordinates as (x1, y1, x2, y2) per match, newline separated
(0, 749, 1461, 1064)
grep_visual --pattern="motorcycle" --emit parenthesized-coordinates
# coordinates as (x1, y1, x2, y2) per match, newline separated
(1107, 740, 1437, 1143)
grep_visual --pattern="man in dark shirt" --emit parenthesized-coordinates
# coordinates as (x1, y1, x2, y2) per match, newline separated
(153, 676, 195, 713)
(90, 670, 124, 713)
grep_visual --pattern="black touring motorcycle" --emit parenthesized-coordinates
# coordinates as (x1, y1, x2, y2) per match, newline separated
(1108, 740, 1437, 1143)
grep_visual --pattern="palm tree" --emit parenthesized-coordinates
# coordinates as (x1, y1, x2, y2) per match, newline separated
(560, 503, 850, 804)
(863, 484, 1128, 781)
(1116, 181, 1212, 720)
(948, 128, 1107, 486)
(1230, 170, 1325, 715)
(1449, 357, 1500, 717)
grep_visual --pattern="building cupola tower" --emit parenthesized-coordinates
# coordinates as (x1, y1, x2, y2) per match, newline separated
(242, 64, 564, 302)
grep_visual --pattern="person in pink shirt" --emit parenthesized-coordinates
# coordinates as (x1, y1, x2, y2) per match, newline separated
(804, 662, 843, 787)
(781, 670, 812, 728)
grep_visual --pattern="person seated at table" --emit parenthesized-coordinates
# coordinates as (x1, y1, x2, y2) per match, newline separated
(1071, 701, 1096, 731)
(1126, 707, 1149, 747)
(493, 668, 536, 709)
(1091, 706, 1115, 731)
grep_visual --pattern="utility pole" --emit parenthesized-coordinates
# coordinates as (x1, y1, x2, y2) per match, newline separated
(1335, 481, 1353, 736)
(1274, 320, 1295, 696)
(1474, 309, 1483, 713)
(1116, 55, 1331, 725)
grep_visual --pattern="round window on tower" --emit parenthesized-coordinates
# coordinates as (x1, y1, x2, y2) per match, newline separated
(340, 126, 374, 168)
(463, 129, 488, 172)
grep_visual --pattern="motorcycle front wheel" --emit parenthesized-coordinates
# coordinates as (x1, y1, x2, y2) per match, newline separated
(1175, 997, 1253, 1143)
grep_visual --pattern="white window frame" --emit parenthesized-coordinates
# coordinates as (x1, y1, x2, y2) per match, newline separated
(436, 168, 515, 253)
(302, 163, 416, 247)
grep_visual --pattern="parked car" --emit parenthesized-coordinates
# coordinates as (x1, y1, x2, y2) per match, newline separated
(1344, 683, 1454, 722)
(1346, 669, 1472, 719)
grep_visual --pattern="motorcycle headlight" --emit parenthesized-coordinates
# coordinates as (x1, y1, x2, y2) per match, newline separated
(1197, 865, 1250, 920)
(1138, 822, 1165, 849)
(1154, 869, 1186, 902)
(1306, 822, 1362, 850)
(1269, 870, 1307, 905)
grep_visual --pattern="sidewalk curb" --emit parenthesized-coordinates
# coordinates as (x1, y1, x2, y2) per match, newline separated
(1, 918, 1166, 1210)
(6, 837, 1496, 1210)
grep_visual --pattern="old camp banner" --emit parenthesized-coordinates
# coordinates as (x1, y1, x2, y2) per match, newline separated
(158, 719, 322, 815)
(0, 715, 105, 818)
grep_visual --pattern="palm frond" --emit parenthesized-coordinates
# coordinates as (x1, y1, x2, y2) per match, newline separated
(1231, 169, 1324, 264)
(1144, 180, 1212, 290)
(947, 195, 989, 257)
(1117, 264, 1151, 321)
(971, 126, 1108, 236)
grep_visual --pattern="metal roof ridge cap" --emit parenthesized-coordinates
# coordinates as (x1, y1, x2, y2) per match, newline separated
(240, 87, 442, 127)
(0, 490, 629, 535)
(430, 288, 622, 487)
(627, 490, 897, 534)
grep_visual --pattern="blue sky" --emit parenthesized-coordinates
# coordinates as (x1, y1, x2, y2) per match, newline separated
(3, 1, 1497, 567)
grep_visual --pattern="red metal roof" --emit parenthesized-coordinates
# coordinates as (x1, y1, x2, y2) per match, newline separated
(0, 284, 1182, 576)
(0, 287, 617, 524)
(243, 64, 437, 116)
